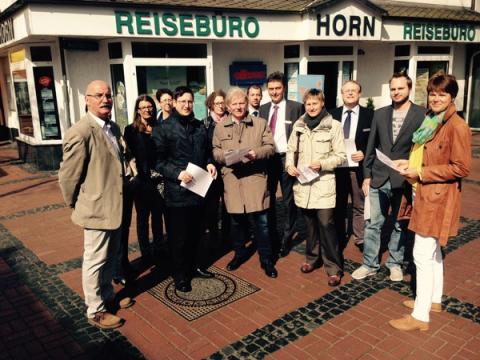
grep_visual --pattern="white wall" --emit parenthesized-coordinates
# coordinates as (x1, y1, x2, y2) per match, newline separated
(64, 45, 110, 123)
(357, 42, 395, 109)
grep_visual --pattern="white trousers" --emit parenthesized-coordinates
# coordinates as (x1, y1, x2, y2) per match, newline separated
(411, 233, 443, 322)
(82, 228, 121, 318)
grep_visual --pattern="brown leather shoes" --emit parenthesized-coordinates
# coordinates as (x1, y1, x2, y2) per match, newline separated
(88, 311, 124, 329)
(389, 315, 429, 331)
(402, 299, 442, 313)
(328, 274, 342, 287)
(106, 296, 135, 313)
(300, 263, 317, 274)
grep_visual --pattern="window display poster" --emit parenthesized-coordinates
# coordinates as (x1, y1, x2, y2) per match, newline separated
(111, 64, 128, 130)
(33, 67, 61, 139)
(296, 75, 325, 102)
(285, 63, 299, 101)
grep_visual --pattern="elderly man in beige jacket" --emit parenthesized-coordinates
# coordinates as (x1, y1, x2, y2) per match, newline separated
(58, 80, 134, 329)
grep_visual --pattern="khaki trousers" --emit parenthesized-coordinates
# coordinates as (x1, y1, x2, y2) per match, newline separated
(82, 228, 121, 318)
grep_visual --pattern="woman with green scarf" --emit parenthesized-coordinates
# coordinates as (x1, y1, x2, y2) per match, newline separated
(389, 73, 472, 331)
(285, 88, 346, 287)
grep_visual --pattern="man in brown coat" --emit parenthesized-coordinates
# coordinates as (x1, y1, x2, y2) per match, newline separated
(213, 87, 277, 277)
(58, 80, 134, 329)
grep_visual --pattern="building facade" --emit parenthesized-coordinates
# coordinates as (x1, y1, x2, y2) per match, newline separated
(0, 0, 479, 169)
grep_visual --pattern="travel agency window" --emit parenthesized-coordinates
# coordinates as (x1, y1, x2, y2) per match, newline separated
(305, 43, 356, 110)
(9, 45, 62, 141)
(130, 41, 212, 120)
(393, 45, 451, 108)
(109, 42, 129, 131)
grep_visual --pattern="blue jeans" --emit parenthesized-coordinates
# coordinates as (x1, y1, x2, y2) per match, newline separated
(363, 180, 406, 270)
(230, 210, 272, 263)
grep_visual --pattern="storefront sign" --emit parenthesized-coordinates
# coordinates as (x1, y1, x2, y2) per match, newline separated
(317, 14, 375, 37)
(115, 10, 260, 38)
(229, 62, 266, 86)
(404, 22, 476, 41)
(0, 18, 14, 45)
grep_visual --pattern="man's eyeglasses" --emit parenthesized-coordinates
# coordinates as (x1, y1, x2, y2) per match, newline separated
(86, 93, 113, 101)
(160, 98, 173, 104)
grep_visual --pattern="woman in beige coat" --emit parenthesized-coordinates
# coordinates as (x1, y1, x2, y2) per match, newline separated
(212, 87, 277, 278)
(286, 88, 346, 286)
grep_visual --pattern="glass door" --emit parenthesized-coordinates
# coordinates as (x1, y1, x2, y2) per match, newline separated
(136, 65, 207, 120)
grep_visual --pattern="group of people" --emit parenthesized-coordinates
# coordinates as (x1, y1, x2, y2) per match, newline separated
(58, 70, 471, 332)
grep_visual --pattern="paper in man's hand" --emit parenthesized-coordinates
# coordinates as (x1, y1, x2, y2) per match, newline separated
(180, 162, 213, 197)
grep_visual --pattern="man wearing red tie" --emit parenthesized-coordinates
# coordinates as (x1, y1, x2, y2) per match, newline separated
(259, 72, 304, 257)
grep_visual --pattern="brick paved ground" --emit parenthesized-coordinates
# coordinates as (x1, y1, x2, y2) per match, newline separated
(0, 133, 479, 360)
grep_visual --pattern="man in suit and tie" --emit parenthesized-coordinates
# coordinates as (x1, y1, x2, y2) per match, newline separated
(59, 80, 134, 329)
(259, 71, 304, 257)
(247, 84, 262, 117)
(352, 73, 424, 281)
(331, 80, 373, 249)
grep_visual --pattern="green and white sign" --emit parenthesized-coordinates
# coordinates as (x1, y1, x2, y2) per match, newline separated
(115, 10, 260, 38)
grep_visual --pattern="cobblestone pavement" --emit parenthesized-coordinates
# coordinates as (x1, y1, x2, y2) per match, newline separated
(0, 134, 479, 360)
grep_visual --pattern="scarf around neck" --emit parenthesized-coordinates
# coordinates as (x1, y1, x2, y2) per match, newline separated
(304, 108, 329, 130)
(412, 110, 445, 145)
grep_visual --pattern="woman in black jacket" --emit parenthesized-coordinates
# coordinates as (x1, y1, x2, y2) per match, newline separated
(123, 95, 165, 265)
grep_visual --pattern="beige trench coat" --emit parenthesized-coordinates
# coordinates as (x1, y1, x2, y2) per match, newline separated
(212, 114, 275, 214)
(58, 114, 136, 230)
(285, 114, 346, 209)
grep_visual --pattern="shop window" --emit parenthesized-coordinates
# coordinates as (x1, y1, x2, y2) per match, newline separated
(414, 61, 448, 106)
(136, 65, 207, 119)
(10, 49, 33, 137)
(394, 60, 409, 74)
(309, 46, 353, 56)
(108, 43, 123, 59)
(394, 45, 410, 57)
(30, 47, 52, 62)
(417, 46, 450, 55)
(33, 67, 61, 140)
(468, 53, 480, 128)
(284, 45, 300, 59)
(284, 62, 299, 101)
(132, 42, 207, 58)
(342, 61, 353, 83)
(110, 64, 128, 130)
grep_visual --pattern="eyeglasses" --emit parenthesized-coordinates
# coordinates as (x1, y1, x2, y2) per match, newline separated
(139, 105, 154, 111)
(177, 100, 193, 105)
(86, 93, 113, 101)
(160, 98, 173, 103)
(214, 101, 225, 106)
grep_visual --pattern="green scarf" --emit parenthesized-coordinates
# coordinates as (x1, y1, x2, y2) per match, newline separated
(412, 110, 444, 145)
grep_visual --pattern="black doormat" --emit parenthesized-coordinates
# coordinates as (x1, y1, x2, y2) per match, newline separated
(147, 266, 260, 321)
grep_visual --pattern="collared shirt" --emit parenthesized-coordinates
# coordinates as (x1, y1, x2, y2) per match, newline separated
(249, 106, 259, 117)
(341, 104, 359, 139)
(269, 99, 287, 153)
(89, 111, 121, 159)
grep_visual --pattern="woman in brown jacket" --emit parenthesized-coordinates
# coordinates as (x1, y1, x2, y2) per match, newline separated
(212, 87, 277, 278)
(389, 73, 471, 331)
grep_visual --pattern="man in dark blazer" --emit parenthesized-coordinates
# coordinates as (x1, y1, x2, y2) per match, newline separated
(259, 71, 304, 257)
(352, 73, 424, 282)
(331, 80, 373, 250)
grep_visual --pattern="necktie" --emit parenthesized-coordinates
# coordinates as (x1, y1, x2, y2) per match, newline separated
(343, 110, 352, 139)
(252, 110, 259, 117)
(270, 105, 279, 135)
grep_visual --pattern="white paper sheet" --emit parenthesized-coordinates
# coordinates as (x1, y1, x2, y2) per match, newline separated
(338, 139, 359, 168)
(297, 166, 320, 184)
(375, 149, 400, 172)
(224, 148, 250, 166)
(180, 162, 213, 198)
(364, 193, 370, 220)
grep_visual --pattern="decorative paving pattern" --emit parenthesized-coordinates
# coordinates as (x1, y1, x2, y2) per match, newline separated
(0, 203, 67, 221)
(207, 219, 480, 359)
(148, 266, 259, 321)
(0, 223, 145, 359)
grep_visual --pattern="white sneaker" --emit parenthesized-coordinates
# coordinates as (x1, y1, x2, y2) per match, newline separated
(351, 266, 377, 280)
(389, 266, 403, 282)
